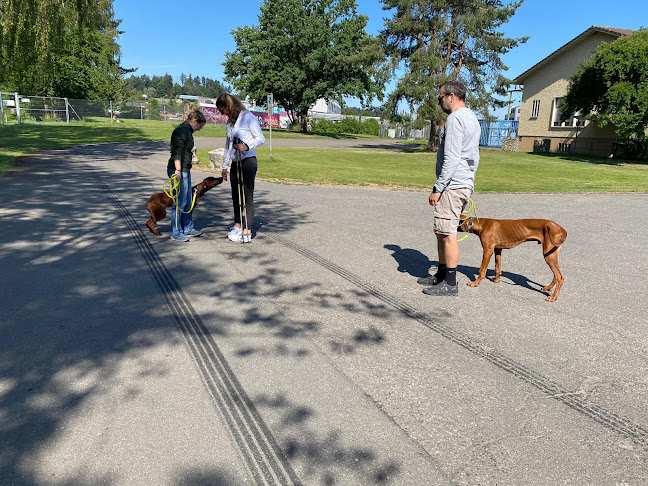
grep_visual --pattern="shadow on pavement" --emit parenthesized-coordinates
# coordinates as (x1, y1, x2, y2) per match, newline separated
(0, 150, 410, 485)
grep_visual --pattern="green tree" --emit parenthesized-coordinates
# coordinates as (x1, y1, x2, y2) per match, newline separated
(360, 118, 380, 135)
(223, 0, 387, 132)
(147, 99, 160, 120)
(560, 29, 648, 161)
(380, 0, 527, 149)
(51, 28, 124, 99)
(153, 74, 174, 97)
(122, 72, 228, 100)
(0, 0, 126, 97)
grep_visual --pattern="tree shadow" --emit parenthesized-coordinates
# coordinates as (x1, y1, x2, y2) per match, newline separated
(308, 131, 363, 139)
(255, 394, 402, 485)
(0, 156, 226, 484)
(350, 142, 423, 153)
(330, 326, 386, 354)
(0, 147, 413, 485)
(528, 151, 645, 166)
(172, 467, 242, 486)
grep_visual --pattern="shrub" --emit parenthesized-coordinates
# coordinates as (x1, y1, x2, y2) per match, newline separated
(360, 118, 379, 136)
(337, 117, 361, 134)
(311, 119, 330, 132)
(310, 116, 380, 135)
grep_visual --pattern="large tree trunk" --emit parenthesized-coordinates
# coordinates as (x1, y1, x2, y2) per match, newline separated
(427, 120, 442, 151)
(299, 114, 309, 133)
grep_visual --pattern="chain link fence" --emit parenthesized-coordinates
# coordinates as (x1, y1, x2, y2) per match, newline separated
(69, 99, 186, 122)
(0, 92, 187, 125)
(2, 92, 433, 143)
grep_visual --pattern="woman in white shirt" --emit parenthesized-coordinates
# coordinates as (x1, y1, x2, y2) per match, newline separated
(216, 93, 265, 243)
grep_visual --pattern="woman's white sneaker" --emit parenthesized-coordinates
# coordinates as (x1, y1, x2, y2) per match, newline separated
(228, 233, 251, 243)
(226, 226, 242, 237)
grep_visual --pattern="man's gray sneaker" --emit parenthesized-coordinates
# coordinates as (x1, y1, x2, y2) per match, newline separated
(417, 275, 441, 286)
(422, 281, 458, 296)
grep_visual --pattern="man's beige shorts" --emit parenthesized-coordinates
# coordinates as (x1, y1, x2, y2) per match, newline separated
(433, 188, 472, 235)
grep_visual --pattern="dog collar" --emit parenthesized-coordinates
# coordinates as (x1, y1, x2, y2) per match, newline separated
(467, 217, 475, 233)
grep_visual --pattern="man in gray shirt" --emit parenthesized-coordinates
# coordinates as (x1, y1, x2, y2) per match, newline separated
(419, 81, 481, 296)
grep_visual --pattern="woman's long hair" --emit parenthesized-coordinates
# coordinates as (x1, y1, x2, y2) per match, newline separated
(216, 93, 245, 123)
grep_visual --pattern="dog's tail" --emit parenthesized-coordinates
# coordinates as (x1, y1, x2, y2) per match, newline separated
(547, 222, 567, 247)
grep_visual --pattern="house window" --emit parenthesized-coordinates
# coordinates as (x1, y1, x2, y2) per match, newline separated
(530, 100, 540, 118)
(552, 97, 586, 127)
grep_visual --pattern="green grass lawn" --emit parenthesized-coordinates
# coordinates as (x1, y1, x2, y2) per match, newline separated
(196, 145, 648, 192)
(3, 119, 648, 192)
(0, 118, 183, 172)
(0, 118, 354, 173)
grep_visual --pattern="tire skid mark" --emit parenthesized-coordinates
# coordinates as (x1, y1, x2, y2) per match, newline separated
(100, 178, 300, 485)
(268, 233, 648, 451)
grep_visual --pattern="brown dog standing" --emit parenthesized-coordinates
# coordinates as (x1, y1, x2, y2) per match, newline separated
(146, 176, 223, 236)
(459, 217, 567, 301)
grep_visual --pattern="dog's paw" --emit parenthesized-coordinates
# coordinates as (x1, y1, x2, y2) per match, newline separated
(467, 281, 480, 287)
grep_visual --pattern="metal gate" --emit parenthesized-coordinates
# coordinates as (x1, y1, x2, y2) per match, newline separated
(479, 120, 518, 148)
(0, 92, 71, 124)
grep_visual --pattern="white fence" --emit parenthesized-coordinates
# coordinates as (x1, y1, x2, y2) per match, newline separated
(379, 122, 431, 141)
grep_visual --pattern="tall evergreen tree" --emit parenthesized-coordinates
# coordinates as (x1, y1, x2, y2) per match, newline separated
(223, 0, 386, 131)
(380, 0, 527, 149)
(121, 73, 228, 99)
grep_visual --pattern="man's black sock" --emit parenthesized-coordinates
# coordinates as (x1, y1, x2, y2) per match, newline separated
(435, 263, 447, 281)
(445, 267, 457, 286)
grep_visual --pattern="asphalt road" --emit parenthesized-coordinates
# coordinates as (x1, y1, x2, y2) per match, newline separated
(1, 141, 647, 485)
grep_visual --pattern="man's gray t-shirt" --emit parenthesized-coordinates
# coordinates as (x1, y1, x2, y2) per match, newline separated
(434, 107, 481, 193)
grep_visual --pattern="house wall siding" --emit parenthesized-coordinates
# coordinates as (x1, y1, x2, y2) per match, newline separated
(518, 32, 619, 156)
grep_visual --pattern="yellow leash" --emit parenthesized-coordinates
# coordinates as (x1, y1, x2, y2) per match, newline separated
(457, 198, 478, 242)
(163, 177, 198, 214)
(164, 176, 198, 234)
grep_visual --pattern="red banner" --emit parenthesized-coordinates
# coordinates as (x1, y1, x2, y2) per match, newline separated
(251, 111, 281, 129)
(201, 106, 227, 125)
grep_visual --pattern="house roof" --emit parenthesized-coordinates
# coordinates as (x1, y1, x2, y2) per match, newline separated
(513, 25, 634, 85)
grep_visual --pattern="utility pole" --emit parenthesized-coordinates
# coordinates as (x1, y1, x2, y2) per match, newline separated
(267, 93, 273, 159)
(506, 86, 523, 120)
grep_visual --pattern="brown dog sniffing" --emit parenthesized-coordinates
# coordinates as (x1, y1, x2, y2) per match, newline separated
(146, 176, 223, 236)
(459, 216, 567, 302)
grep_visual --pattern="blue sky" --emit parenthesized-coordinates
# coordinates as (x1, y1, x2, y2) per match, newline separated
(113, 0, 647, 118)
